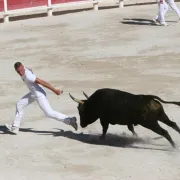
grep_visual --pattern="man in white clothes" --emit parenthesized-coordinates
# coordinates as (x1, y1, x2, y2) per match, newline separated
(153, 0, 168, 26)
(5, 62, 78, 134)
(154, 0, 180, 26)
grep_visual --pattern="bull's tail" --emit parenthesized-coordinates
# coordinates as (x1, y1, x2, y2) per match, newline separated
(148, 95, 180, 106)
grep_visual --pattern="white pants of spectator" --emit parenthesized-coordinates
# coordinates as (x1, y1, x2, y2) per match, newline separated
(155, 0, 168, 24)
(156, 0, 180, 24)
(12, 92, 71, 128)
(166, 0, 180, 17)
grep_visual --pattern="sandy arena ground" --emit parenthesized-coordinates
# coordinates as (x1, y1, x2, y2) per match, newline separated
(1, 3, 180, 180)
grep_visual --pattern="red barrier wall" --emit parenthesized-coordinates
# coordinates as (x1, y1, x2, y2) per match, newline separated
(0, 0, 86, 12)
(52, 0, 66, 3)
(0, 0, 4, 11)
(51, 0, 85, 4)
(7, 0, 48, 10)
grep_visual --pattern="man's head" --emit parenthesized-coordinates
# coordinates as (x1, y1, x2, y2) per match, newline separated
(14, 62, 25, 76)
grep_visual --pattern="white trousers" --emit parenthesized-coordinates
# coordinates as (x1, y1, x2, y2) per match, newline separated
(166, 0, 180, 17)
(12, 92, 71, 128)
(156, 0, 168, 24)
(156, 0, 180, 23)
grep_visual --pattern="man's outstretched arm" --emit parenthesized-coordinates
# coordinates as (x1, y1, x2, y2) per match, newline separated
(35, 78, 62, 95)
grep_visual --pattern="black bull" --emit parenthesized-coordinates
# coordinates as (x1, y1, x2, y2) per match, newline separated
(69, 88, 180, 148)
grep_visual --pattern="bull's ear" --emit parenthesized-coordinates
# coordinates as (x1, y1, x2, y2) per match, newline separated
(83, 91, 89, 99)
(69, 93, 84, 104)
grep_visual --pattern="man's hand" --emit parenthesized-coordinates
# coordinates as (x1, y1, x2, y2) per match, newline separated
(54, 89, 63, 96)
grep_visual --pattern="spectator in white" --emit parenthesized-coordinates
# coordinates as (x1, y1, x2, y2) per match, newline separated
(5, 62, 78, 134)
(165, 0, 180, 19)
(153, 0, 168, 26)
(154, 0, 180, 26)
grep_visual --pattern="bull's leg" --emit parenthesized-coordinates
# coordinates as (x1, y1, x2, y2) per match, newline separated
(127, 124, 138, 136)
(100, 119, 109, 140)
(159, 111, 180, 134)
(140, 121, 176, 148)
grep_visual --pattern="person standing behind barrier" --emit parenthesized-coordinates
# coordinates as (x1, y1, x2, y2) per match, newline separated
(166, 0, 180, 19)
(153, 0, 168, 26)
(154, 0, 180, 26)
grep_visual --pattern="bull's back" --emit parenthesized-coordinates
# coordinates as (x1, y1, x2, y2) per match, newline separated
(88, 89, 136, 125)
(88, 88, 154, 125)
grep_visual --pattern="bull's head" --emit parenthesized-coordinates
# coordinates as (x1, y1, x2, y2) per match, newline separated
(69, 92, 92, 128)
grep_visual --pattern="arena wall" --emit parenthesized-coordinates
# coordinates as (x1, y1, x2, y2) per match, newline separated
(0, 0, 157, 23)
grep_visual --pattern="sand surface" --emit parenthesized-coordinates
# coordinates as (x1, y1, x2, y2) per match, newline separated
(1, 3, 180, 180)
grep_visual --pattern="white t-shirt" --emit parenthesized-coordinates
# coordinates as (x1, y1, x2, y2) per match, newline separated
(21, 68, 46, 98)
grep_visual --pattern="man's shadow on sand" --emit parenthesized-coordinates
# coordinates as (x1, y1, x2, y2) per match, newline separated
(121, 18, 177, 26)
(0, 125, 172, 152)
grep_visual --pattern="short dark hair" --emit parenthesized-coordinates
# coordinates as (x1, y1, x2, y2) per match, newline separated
(14, 62, 22, 69)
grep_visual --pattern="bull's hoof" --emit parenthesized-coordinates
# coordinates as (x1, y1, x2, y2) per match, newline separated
(172, 145, 180, 152)
(133, 133, 138, 137)
(172, 143, 177, 149)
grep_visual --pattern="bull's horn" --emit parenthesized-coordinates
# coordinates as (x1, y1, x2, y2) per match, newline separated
(83, 91, 89, 99)
(69, 93, 84, 104)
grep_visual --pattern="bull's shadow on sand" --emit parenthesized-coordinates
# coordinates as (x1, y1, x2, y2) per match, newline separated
(0, 125, 174, 152)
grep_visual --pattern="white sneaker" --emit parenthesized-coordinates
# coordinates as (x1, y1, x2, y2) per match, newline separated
(5, 124, 19, 135)
(159, 22, 168, 26)
(152, 18, 160, 25)
(152, 19, 168, 26)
